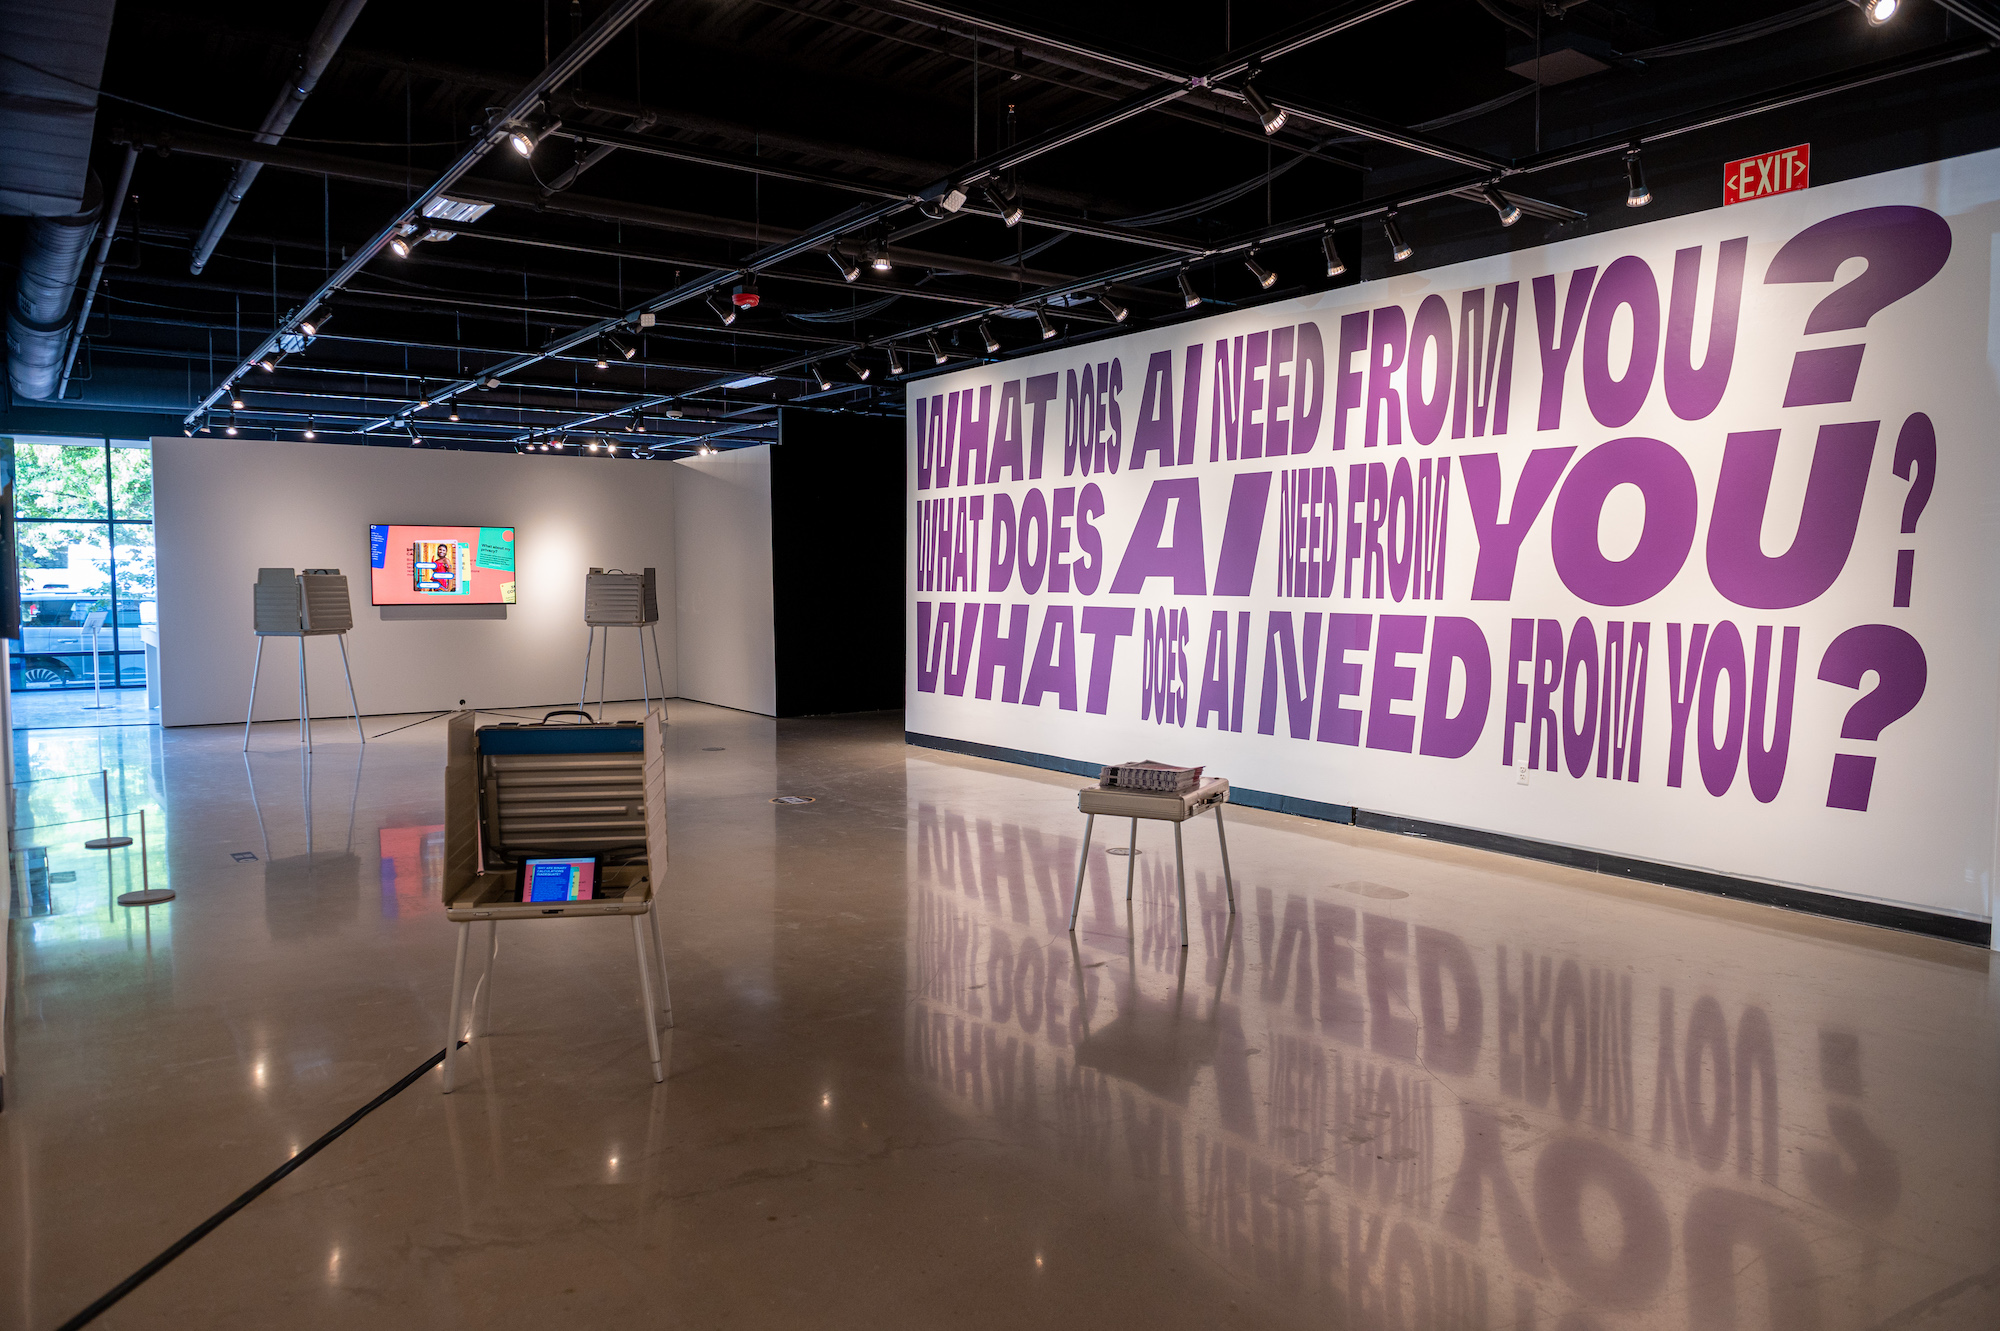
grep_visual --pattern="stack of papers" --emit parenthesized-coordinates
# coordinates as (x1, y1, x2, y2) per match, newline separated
(1099, 760, 1204, 793)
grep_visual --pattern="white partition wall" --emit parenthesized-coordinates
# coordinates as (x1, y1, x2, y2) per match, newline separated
(153, 439, 678, 725)
(906, 147, 2000, 937)
(672, 445, 776, 716)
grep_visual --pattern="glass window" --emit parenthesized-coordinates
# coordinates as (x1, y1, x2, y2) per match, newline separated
(10, 438, 151, 693)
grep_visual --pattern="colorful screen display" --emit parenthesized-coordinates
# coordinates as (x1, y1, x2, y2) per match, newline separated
(368, 524, 516, 604)
(521, 856, 596, 902)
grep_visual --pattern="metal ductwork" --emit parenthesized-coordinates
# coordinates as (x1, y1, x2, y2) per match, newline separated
(188, 0, 370, 275)
(7, 171, 102, 400)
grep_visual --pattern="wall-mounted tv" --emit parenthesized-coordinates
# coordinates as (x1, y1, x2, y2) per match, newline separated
(369, 524, 516, 605)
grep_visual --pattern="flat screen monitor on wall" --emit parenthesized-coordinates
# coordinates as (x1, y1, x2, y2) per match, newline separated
(369, 525, 516, 605)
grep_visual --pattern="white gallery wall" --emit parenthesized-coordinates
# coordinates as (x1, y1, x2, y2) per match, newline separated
(671, 445, 776, 716)
(153, 438, 680, 726)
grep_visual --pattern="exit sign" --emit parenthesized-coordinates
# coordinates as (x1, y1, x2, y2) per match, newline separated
(1724, 144, 1810, 205)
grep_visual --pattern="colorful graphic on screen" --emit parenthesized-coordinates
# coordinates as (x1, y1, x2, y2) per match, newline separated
(522, 857, 595, 902)
(368, 524, 515, 604)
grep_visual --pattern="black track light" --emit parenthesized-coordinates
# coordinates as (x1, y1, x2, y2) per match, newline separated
(1624, 147, 1652, 208)
(829, 246, 861, 282)
(594, 349, 609, 369)
(978, 319, 1000, 353)
(1482, 184, 1522, 227)
(298, 308, 330, 337)
(885, 345, 906, 376)
(982, 181, 1023, 227)
(928, 335, 947, 365)
(812, 361, 833, 392)
(1036, 306, 1057, 340)
(447, 403, 460, 421)
(229, 387, 245, 410)
(1863, 0, 1898, 24)
(388, 234, 412, 259)
(1098, 292, 1129, 323)
(415, 384, 432, 409)
(1322, 230, 1346, 278)
(303, 415, 317, 439)
(182, 423, 194, 437)
(1177, 269, 1201, 309)
(506, 111, 558, 159)
(257, 354, 280, 373)
(867, 238, 893, 273)
(847, 355, 872, 382)
(607, 334, 636, 361)
(706, 291, 738, 326)
(1383, 212, 1413, 263)
(225, 411, 239, 436)
(1245, 251, 1277, 290)
(1242, 81, 1287, 136)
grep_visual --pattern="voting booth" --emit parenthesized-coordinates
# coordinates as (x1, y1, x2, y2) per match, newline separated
(439, 707, 673, 1089)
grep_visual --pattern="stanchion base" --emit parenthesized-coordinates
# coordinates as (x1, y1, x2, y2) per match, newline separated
(85, 836, 134, 849)
(117, 889, 175, 906)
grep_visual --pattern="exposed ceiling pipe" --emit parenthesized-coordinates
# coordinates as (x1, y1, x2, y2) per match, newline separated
(188, 0, 370, 275)
(180, 0, 659, 429)
(7, 172, 103, 400)
(56, 144, 139, 398)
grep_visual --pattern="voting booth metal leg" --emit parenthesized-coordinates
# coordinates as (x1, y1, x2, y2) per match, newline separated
(443, 922, 470, 1093)
(632, 916, 664, 1082)
(649, 625, 668, 718)
(637, 626, 651, 716)
(1125, 818, 1138, 900)
(242, 637, 265, 750)
(1213, 805, 1236, 913)
(297, 638, 313, 752)
(578, 627, 596, 715)
(1067, 813, 1095, 931)
(648, 905, 673, 1026)
(473, 920, 499, 1039)
(1173, 820, 1189, 949)
(338, 635, 365, 744)
(596, 631, 610, 721)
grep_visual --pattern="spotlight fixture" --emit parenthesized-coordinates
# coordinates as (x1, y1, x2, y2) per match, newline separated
(298, 309, 330, 337)
(978, 319, 1000, 353)
(198, 415, 211, 434)
(553, 434, 567, 447)
(388, 234, 412, 259)
(447, 403, 460, 421)
(588, 440, 599, 452)
(1322, 230, 1346, 278)
(303, 415, 317, 439)
(705, 291, 738, 326)
(1036, 305, 1057, 340)
(812, 361, 834, 392)
(182, 423, 194, 437)
(662, 403, 684, 418)
(981, 181, 1023, 227)
(1177, 268, 1201, 309)
(847, 355, 872, 382)
(928, 334, 947, 365)
(607, 333, 636, 361)
(1624, 147, 1652, 208)
(594, 349, 609, 369)
(506, 111, 558, 158)
(225, 412, 239, 436)
(1245, 251, 1278, 290)
(416, 385, 432, 409)
(867, 238, 893, 273)
(1482, 184, 1522, 227)
(408, 425, 424, 446)
(633, 410, 647, 433)
(1242, 80, 1287, 136)
(828, 246, 861, 282)
(1864, 0, 1898, 24)
(257, 354, 280, 373)
(885, 345, 905, 376)
(1098, 292, 1129, 323)
(939, 184, 968, 213)
(1383, 212, 1414, 263)
(229, 387, 245, 410)
(606, 442, 617, 455)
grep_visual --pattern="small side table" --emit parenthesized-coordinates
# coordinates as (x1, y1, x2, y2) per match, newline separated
(1069, 777, 1236, 947)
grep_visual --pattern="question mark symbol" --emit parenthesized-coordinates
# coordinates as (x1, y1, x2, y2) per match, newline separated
(1816, 624, 1927, 812)
(1889, 412, 1935, 608)
(1764, 207, 1951, 408)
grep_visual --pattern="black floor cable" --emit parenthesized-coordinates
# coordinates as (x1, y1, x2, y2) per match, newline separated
(365, 709, 453, 739)
(54, 1044, 460, 1330)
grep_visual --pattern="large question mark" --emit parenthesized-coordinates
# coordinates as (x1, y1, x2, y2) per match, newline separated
(1816, 624, 1927, 812)
(1889, 412, 1935, 608)
(1764, 207, 1951, 408)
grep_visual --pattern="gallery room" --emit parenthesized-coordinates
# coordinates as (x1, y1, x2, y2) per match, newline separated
(2, 0, 1998, 1326)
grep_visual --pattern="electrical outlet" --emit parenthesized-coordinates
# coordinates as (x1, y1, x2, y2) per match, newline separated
(1517, 761, 1529, 787)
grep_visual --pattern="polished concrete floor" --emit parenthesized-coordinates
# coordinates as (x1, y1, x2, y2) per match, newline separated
(3, 702, 1997, 1329)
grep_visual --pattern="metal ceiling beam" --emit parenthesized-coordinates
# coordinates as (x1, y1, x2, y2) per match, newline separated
(177, 0, 660, 429)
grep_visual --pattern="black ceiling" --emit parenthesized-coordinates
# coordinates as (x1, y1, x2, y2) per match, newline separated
(6, 0, 1998, 455)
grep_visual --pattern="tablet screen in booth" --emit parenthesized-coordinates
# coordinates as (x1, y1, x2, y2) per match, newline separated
(518, 856, 599, 902)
